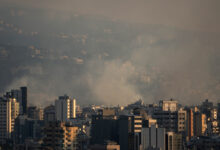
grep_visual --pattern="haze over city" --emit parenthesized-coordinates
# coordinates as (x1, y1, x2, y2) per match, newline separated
(1, 1, 220, 150)
(0, 0, 220, 106)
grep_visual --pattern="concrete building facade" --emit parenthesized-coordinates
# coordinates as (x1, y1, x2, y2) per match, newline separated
(0, 97, 19, 144)
(55, 95, 76, 121)
(43, 122, 79, 150)
(166, 132, 182, 150)
(141, 125, 165, 150)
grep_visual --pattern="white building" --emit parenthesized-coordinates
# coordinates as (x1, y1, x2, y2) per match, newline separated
(55, 95, 76, 121)
(0, 97, 19, 144)
(177, 108, 187, 132)
(141, 125, 165, 150)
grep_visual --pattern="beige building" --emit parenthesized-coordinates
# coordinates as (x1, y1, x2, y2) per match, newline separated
(0, 97, 19, 144)
(43, 122, 79, 150)
(144, 117, 157, 127)
(134, 115, 142, 133)
(177, 108, 187, 132)
(159, 99, 178, 111)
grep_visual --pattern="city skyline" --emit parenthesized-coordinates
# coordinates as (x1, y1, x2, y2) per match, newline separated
(1, 1, 220, 149)
(1, 85, 220, 149)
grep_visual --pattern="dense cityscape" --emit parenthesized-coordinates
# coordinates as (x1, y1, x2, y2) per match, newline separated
(0, 87, 220, 150)
(1, 0, 220, 150)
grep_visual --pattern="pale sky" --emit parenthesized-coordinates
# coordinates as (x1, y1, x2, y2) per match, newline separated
(0, 0, 220, 105)
(1, 0, 220, 33)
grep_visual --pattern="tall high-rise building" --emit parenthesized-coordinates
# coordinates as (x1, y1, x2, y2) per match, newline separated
(118, 115, 142, 150)
(20, 87, 27, 114)
(10, 98, 20, 132)
(186, 108, 194, 141)
(71, 98, 76, 119)
(0, 98, 11, 144)
(55, 95, 76, 121)
(5, 86, 27, 115)
(141, 125, 165, 150)
(90, 114, 118, 145)
(5, 89, 22, 113)
(0, 97, 19, 144)
(194, 112, 207, 136)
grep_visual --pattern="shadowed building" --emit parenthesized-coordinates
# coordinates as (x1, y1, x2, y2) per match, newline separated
(89, 141, 120, 150)
(187, 136, 220, 150)
(152, 100, 180, 132)
(43, 105, 56, 122)
(118, 115, 142, 150)
(28, 106, 44, 120)
(20, 87, 27, 114)
(152, 110, 178, 132)
(14, 115, 44, 145)
(200, 99, 213, 120)
(166, 132, 182, 150)
(90, 114, 118, 145)
(186, 108, 194, 141)
(194, 112, 207, 136)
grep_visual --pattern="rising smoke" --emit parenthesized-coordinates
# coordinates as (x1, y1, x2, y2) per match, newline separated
(0, 0, 220, 106)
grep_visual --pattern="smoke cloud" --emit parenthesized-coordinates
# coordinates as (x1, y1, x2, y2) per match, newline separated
(0, 0, 220, 106)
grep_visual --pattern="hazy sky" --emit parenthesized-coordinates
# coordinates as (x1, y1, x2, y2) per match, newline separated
(1, 0, 220, 33)
(0, 0, 220, 106)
